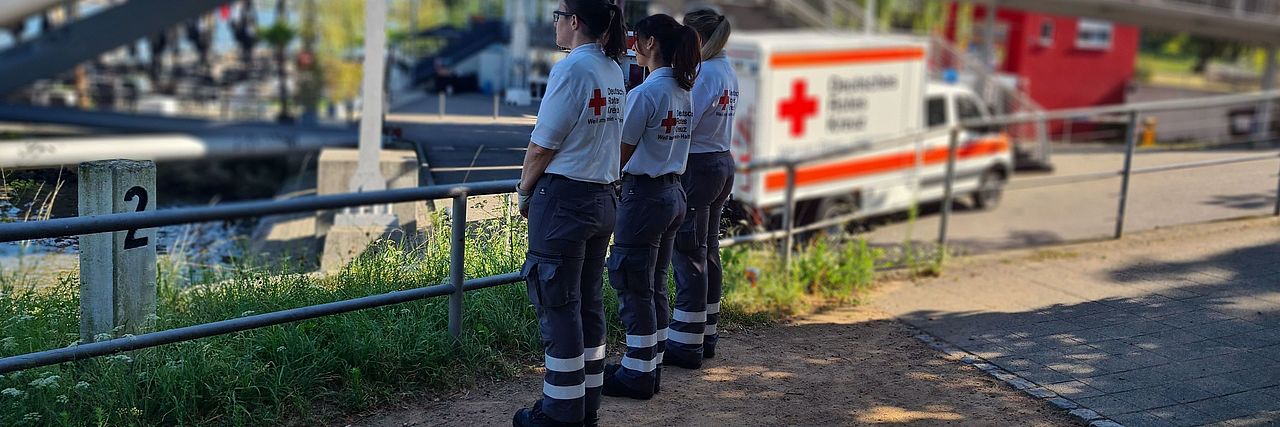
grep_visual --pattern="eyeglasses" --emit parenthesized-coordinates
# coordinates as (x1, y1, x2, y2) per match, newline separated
(552, 11, 574, 24)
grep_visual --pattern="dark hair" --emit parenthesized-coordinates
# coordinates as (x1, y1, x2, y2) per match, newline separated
(683, 8, 731, 60)
(565, 0, 626, 61)
(634, 14, 701, 91)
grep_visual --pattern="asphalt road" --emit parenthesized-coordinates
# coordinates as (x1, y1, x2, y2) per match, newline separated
(866, 145, 1280, 253)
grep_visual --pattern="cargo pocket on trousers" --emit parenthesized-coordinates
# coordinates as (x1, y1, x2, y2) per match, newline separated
(606, 246, 653, 293)
(522, 254, 570, 308)
(675, 228, 706, 254)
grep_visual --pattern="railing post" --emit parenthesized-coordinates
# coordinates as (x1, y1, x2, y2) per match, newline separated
(938, 127, 960, 246)
(781, 164, 797, 269)
(1273, 154, 1280, 216)
(1116, 111, 1140, 239)
(449, 193, 467, 339)
(493, 92, 501, 120)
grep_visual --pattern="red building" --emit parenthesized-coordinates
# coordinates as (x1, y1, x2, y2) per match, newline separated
(945, 4, 1141, 112)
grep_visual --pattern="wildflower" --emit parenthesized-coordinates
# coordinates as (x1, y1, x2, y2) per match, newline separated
(74, 381, 90, 390)
(239, 310, 255, 317)
(28, 375, 60, 388)
(276, 346, 286, 352)
(56, 395, 68, 404)
(1, 388, 23, 397)
(106, 354, 132, 364)
(21, 412, 40, 422)
(129, 407, 142, 417)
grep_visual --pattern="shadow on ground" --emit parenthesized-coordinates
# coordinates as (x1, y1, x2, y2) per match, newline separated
(899, 241, 1280, 426)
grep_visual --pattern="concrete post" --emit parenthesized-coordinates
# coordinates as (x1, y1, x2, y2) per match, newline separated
(351, 0, 389, 195)
(979, 1, 997, 105)
(1256, 46, 1276, 145)
(864, 0, 875, 34)
(78, 160, 157, 342)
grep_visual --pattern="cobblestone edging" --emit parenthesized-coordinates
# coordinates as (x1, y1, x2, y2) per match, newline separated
(913, 331, 1126, 427)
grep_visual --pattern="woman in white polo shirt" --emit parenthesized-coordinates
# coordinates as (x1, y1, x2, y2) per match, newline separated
(600, 13, 700, 401)
(513, 1, 625, 425)
(666, 8, 738, 368)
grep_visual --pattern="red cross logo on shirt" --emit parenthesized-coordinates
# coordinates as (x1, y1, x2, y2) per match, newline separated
(779, 80, 818, 137)
(588, 89, 607, 116)
(718, 90, 732, 111)
(661, 111, 678, 134)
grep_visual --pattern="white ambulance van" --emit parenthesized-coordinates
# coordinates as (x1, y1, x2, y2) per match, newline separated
(724, 31, 1013, 232)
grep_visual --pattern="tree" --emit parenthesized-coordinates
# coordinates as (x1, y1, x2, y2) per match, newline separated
(261, 0, 296, 121)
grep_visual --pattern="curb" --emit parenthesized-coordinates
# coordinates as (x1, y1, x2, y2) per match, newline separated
(911, 331, 1125, 427)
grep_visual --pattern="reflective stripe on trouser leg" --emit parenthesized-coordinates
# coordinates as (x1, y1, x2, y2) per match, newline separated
(534, 300, 586, 422)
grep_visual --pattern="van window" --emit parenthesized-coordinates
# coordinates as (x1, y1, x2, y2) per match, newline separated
(926, 97, 947, 128)
(956, 97, 986, 122)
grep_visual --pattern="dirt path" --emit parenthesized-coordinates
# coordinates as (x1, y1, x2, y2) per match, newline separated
(352, 304, 1081, 426)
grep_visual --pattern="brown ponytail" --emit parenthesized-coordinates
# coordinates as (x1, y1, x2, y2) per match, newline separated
(566, 0, 627, 61)
(683, 8, 731, 60)
(635, 14, 702, 91)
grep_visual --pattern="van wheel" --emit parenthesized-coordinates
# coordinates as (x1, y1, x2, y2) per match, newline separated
(814, 195, 860, 237)
(972, 168, 1006, 210)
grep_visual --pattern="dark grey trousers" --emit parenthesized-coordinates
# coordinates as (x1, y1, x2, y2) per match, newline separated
(668, 151, 735, 359)
(607, 173, 685, 392)
(523, 174, 616, 423)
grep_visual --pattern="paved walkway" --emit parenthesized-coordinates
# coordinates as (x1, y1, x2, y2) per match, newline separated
(872, 217, 1280, 426)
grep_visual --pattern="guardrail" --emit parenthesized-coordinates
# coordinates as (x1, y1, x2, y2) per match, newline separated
(0, 91, 1278, 374)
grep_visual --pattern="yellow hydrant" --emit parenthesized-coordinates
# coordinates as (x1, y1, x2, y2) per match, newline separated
(1140, 116, 1158, 147)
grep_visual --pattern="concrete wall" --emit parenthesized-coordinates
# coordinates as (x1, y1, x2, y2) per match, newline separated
(315, 149, 426, 243)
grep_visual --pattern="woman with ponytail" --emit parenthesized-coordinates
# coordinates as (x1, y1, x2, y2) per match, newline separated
(513, 1, 626, 426)
(600, 13, 700, 401)
(667, 8, 738, 369)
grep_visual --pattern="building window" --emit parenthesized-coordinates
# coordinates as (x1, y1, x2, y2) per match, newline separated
(1039, 21, 1054, 47)
(1076, 19, 1113, 50)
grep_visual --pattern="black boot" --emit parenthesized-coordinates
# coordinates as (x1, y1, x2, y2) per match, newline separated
(513, 400, 582, 427)
(654, 367, 662, 394)
(704, 343, 716, 360)
(584, 411, 598, 427)
(663, 349, 703, 370)
(601, 363, 654, 400)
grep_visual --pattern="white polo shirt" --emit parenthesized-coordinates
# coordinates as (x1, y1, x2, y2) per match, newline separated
(620, 67, 692, 177)
(688, 54, 738, 154)
(530, 43, 626, 184)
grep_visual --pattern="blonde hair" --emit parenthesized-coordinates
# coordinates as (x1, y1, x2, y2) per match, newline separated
(683, 9, 730, 61)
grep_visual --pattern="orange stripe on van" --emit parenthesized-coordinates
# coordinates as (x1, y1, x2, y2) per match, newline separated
(762, 137, 1010, 192)
(770, 48, 926, 68)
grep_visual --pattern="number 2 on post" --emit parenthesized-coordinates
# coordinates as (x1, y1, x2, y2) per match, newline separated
(123, 186, 149, 250)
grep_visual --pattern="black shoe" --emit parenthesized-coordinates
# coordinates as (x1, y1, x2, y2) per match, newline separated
(704, 343, 716, 360)
(513, 400, 582, 427)
(601, 363, 653, 400)
(584, 412, 598, 427)
(654, 367, 661, 394)
(663, 349, 703, 370)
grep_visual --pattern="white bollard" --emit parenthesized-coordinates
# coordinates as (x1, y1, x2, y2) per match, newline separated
(78, 160, 158, 342)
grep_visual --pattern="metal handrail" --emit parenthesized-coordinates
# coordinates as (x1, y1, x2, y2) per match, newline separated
(0, 90, 1278, 374)
(0, 180, 519, 243)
